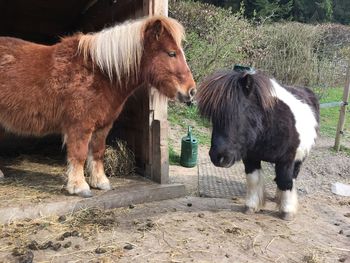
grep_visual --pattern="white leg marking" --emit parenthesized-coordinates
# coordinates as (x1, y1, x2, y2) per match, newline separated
(87, 153, 111, 190)
(245, 169, 265, 212)
(275, 187, 282, 206)
(0, 169, 4, 178)
(66, 161, 91, 197)
(277, 179, 298, 214)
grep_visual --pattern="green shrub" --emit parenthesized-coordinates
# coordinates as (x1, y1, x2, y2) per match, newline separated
(253, 22, 350, 91)
(170, 0, 348, 90)
(170, 0, 254, 81)
(254, 23, 330, 87)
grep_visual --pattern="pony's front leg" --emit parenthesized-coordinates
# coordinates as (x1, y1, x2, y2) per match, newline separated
(65, 129, 92, 197)
(275, 162, 298, 220)
(87, 125, 112, 190)
(243, 158, 265, 214)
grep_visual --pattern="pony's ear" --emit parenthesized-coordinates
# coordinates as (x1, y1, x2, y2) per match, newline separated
(238, 72, 254, 97)
(149, 19, 164, 40)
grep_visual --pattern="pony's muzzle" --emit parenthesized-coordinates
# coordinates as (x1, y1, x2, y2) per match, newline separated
(189, 87, 197, 98)
(176, 87, 196, 103)
(218, 155, 234, 167)
(209, 148, 234, 168)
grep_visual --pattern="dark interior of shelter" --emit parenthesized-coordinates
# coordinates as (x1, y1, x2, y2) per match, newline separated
(0, 0, 148, 172)
(0, 0, 143, 44)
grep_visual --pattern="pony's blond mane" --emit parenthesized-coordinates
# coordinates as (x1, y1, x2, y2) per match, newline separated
(78, 15, 185, 85)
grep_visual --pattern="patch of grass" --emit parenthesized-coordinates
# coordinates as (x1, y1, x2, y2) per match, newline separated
(168, 102, 210, 128)
(169, 144, 180, 165)
(318, 87, 342, 103)
(331, 145, 350, 156)
(193, 131, 211, 146)
(168, 102, 211, 146)
(320, 106, 339, 137)
(318, 87, 350, 142)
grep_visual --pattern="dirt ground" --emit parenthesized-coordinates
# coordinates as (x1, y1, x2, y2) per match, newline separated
(0, 136, 350, 263)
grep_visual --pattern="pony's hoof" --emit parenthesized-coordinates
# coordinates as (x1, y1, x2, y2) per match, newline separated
(280, 212, 295, 221)
(77, 190, 93, 198)
(0, 170, 4, 179)
(97, 182, 112, 191)
(66, 184, 93, 198)
(244, 206, 256, 215)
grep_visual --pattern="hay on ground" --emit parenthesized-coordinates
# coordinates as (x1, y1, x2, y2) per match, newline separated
(103, 140, 136, 177)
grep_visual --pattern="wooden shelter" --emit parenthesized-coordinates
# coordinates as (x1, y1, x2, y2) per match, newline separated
(0, 0, 170, 183)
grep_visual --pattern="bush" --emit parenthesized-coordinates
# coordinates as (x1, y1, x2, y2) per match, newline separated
(254, 22, 332, 87)
(170, 1, 254, 81)
(319, 23, 350, 86)
(170, 0, 349, 90)
(253, 22, 350, 91)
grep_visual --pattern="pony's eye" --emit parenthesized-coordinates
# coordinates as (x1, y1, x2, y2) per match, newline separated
(168, 51, 176, 57)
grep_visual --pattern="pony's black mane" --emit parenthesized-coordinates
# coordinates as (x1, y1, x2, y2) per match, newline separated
(196, 70, 276, 127)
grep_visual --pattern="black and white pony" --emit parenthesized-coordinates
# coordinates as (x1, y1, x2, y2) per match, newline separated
(197, 69, 319, 220)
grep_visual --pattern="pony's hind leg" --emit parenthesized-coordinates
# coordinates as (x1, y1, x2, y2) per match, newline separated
(275, 162, 298, 220)
(65, 129, 93, 197)
(243, 158, 265, 214)
(87, 125, 112, 190)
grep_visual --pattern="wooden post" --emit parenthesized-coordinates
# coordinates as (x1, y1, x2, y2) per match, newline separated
(145, 0, 168, 16)
(334, 64, 350, 151)
(143, 0, 169, 183)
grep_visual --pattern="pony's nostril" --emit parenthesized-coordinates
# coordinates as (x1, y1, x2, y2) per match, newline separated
(217, 154, 227, 165)
(189, 88, 197, 97)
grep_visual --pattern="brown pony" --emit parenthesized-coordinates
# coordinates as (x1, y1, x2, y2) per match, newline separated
(0, 16, 196, 197)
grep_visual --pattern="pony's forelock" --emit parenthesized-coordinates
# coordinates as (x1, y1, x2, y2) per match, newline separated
(143, 15, 185, 47)
(197, 70, 276, 127)
(77, 15, 185, 86)
(197, 71, 233, 125)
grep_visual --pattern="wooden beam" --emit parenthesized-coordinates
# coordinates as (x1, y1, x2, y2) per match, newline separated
(334, 64, 350, 151)
(151, 120, 169, 183)
(144, 0, 168, 16)
(0, 183, 186, 224)
(143, 0, 169, 184)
